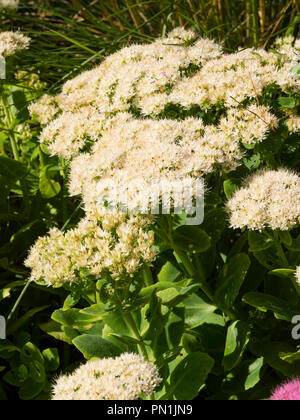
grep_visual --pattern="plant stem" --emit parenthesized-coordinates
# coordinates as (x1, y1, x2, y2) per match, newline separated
(7, 281, 30, 322)
(252, 0, 259, 44)
(164, 215, 215, 302)
(259, 0, 266, 36)
(123, 311, 148, 360)
(143, 265, 154, 286)
(166, 223, 237, 321)
(61, 201, 82, 231)
(246, 0, 252, 41)
(173, 239, 238, 322)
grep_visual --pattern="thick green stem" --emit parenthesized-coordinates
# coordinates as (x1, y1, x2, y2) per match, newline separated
(163, 216, 237, 321)
(172, 242, 214, 302)
(163, 215, 214, 301)
(174, 244, 237, 321)
(123, 312, 148, 360)
(8, 131, 19, 161)
(115, 284, 148, 359)
(143, 265, 154, 286)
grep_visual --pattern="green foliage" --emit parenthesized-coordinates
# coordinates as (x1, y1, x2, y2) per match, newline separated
(0, 338, 60, 400)
(162, 352, 215, 400)
(73, 335, 121, 359)
(223, 321, 251, 371)
(215, 253, 251, 310)
(242, 292, 298, 322)
(172, 226, 211, 253)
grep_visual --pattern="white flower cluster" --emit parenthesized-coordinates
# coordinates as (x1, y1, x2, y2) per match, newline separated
(0, 0, 19, 10)
(219, 105, 278, 144)
(226, 169, 300, 231)
(39, 106, 108, 158)
(68, 115, 236, 212)
(52, 353, 162, 400)
(30, 29, 299, 126)
(28, 29, 300, 213)
(169, 47, 298, 109)
(286, 114, 300, 133)
(29, 94, 60, 125)
(25, 209, 156, 287)
(0, 31, 30, 57)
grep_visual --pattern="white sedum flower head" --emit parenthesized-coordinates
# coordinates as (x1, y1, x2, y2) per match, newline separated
(226, 169, 300, 231)
(68, 115, 236, 212)
(0, 31, 30, 57)
(25, 208, 156, 287)
(52, 353, 162, 400)
(219, 105, 278, 144)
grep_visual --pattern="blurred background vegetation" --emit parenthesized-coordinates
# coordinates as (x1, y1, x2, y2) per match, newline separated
(1, 0, 300, 89)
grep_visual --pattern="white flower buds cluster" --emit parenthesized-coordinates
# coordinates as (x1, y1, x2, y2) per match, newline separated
(226, 169, 300, 231)
(28, 29, 300, 214)
(0, 31, 30, 57)
(52, 353, 162, 400)
(25, 209, 156, 287)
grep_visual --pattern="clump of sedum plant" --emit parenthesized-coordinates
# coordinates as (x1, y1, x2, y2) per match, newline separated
(8, 28, 300, 400)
